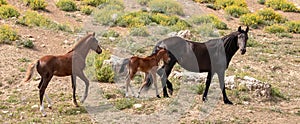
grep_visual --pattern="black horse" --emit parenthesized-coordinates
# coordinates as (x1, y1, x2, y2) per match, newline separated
(146, 26, 249, 104)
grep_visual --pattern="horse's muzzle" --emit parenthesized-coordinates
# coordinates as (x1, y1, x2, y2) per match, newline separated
(241, 48, 246, 55)
(97, 48, 102, 54)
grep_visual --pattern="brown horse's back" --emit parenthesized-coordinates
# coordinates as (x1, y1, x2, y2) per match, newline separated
(38, 54, 72, 77)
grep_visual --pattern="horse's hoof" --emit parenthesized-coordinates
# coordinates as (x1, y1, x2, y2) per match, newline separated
(156, 95, 161, 98)
(42, 113, 47, 117)
(202, 97, 208, 102)
(168, 89, 173, 96)
(163, 94, 169, 98)
(224, 100, 233, 105)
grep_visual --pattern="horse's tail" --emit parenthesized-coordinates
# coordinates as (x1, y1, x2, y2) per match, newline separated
(119, 58, 130, 73)
(23, 60, 38, 83)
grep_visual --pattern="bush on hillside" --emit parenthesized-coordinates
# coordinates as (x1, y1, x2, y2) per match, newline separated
(149, 0, 184, 15)
(265, 0, 299, 12)
(93, 1, 124, 26)
(17, 11, 72, 32)
(190, 14, 228, 29)
(224, 5, 250, 17)
(257, 8, 287, 25)
(80, 5, 93, 15)
(193, 0, 215, 3)
(0, 25, 19, 44)
(264, 24, 287, 33)
(130, 27, 149, 37)
(240, 13, 263, 28)
(94, 50, 114, 83)
(56, 0, 77, 12)
(24, 0, 47, 10)
(285, 21, 300, 33)
(136, 0, 151, 5)
(0, 5, 20, 19)
(214, 0, 248, 9)
(0, 0, 7, 5)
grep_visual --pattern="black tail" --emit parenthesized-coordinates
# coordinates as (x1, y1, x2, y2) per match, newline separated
(119, 58, 130, 73)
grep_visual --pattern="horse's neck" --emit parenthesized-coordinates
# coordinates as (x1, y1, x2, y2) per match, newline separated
(73, 42, 91, 59)
(224, 37, 239, 67)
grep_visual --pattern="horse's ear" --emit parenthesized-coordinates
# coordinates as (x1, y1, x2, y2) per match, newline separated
(245, 26, 249, 33)
(92, 32, 95, 36)
(238, 26, 242, 32)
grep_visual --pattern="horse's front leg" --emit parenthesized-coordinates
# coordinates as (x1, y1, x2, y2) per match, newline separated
(202, 72, 212, 102)
(77, 72, 89, 103)
(71, 75, 79, 107)
(217, 71, 233, 105)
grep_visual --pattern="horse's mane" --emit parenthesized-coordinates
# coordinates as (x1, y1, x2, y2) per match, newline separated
(67, 34, 93, 53)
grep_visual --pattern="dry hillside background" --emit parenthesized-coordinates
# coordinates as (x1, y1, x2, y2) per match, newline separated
(0, 0, 299, 123)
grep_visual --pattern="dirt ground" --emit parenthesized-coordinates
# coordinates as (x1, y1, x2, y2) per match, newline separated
(0, 0, 299, 123)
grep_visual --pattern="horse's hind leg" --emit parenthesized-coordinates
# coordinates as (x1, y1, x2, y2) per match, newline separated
(39, 74, 53, 117)
(137, 72, 149, 98)
(161, 59, 176, 97)
(71, 75, 79, 107)
(77, 72, 89, 103)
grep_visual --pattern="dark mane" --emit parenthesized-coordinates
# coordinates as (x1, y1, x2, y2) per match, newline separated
(67, 34, 93, 53)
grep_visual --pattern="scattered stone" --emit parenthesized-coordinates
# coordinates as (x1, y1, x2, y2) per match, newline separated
(109, 37, 116, 41)
(28, 38, 35, 41)
(170, 71, 207, 84)
(2, 110, 9, 114)
(133, 104, 143, 109)
(40, 44, 46, 47)
(31, 104, 39, 109)
(63, 40, 73, 45)
(76, 111, 81, 114)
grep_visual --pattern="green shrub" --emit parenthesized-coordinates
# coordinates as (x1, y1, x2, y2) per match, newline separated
(214, 0, 248, 9)
(94, 2, 124, 26)
(24, 0, 47, 10)
(190, 14, 228, 29)
(194, 24, 219, 37)
(17, 11, 72, 32)
(257, 8, 287, 24)
(0, 5, 20, 19)
(82, 0, 106, 7)
(101, 30, 119, 37)
(136, 0, 151, 5)
(171, 20, 190, 31)
(114, 98, 136, 110)
(130, 27, 149, 37)
(265, 0, 299, 12)
(116, 11, 190, 29)
(224, 5, 250, 17)
(191, 83, 205, 95)
(257, 0, 265, 4)
(21, 39, 34, 48)
(285, 21, 300, 33)
(240, 13, 263, 28)
(94, 50, 114, 83)
(56, 0, 77, 12)
(271, 86, 286, 99)
(193, 0, 215, 3)
(0, 0, 7, 5)
(17, 10, 53, 27)
(149, 0, 184, 15)
(80, 5, 93, 15)
(96, 65, 114, 83)
(264, 24, 287, 33)
(0, 25, 19, 44)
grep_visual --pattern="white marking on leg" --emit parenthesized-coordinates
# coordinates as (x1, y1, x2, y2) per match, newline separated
(40, 102, 46, 117)
(44, 93, 52, 108)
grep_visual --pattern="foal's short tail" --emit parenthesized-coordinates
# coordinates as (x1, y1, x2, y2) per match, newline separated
(119, 58, 130, 73)
(23, 60, 38, 82)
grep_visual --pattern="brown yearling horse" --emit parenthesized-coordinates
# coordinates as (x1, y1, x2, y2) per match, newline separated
(120, 48, 169, 98)
(23, 32, 102, 117)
